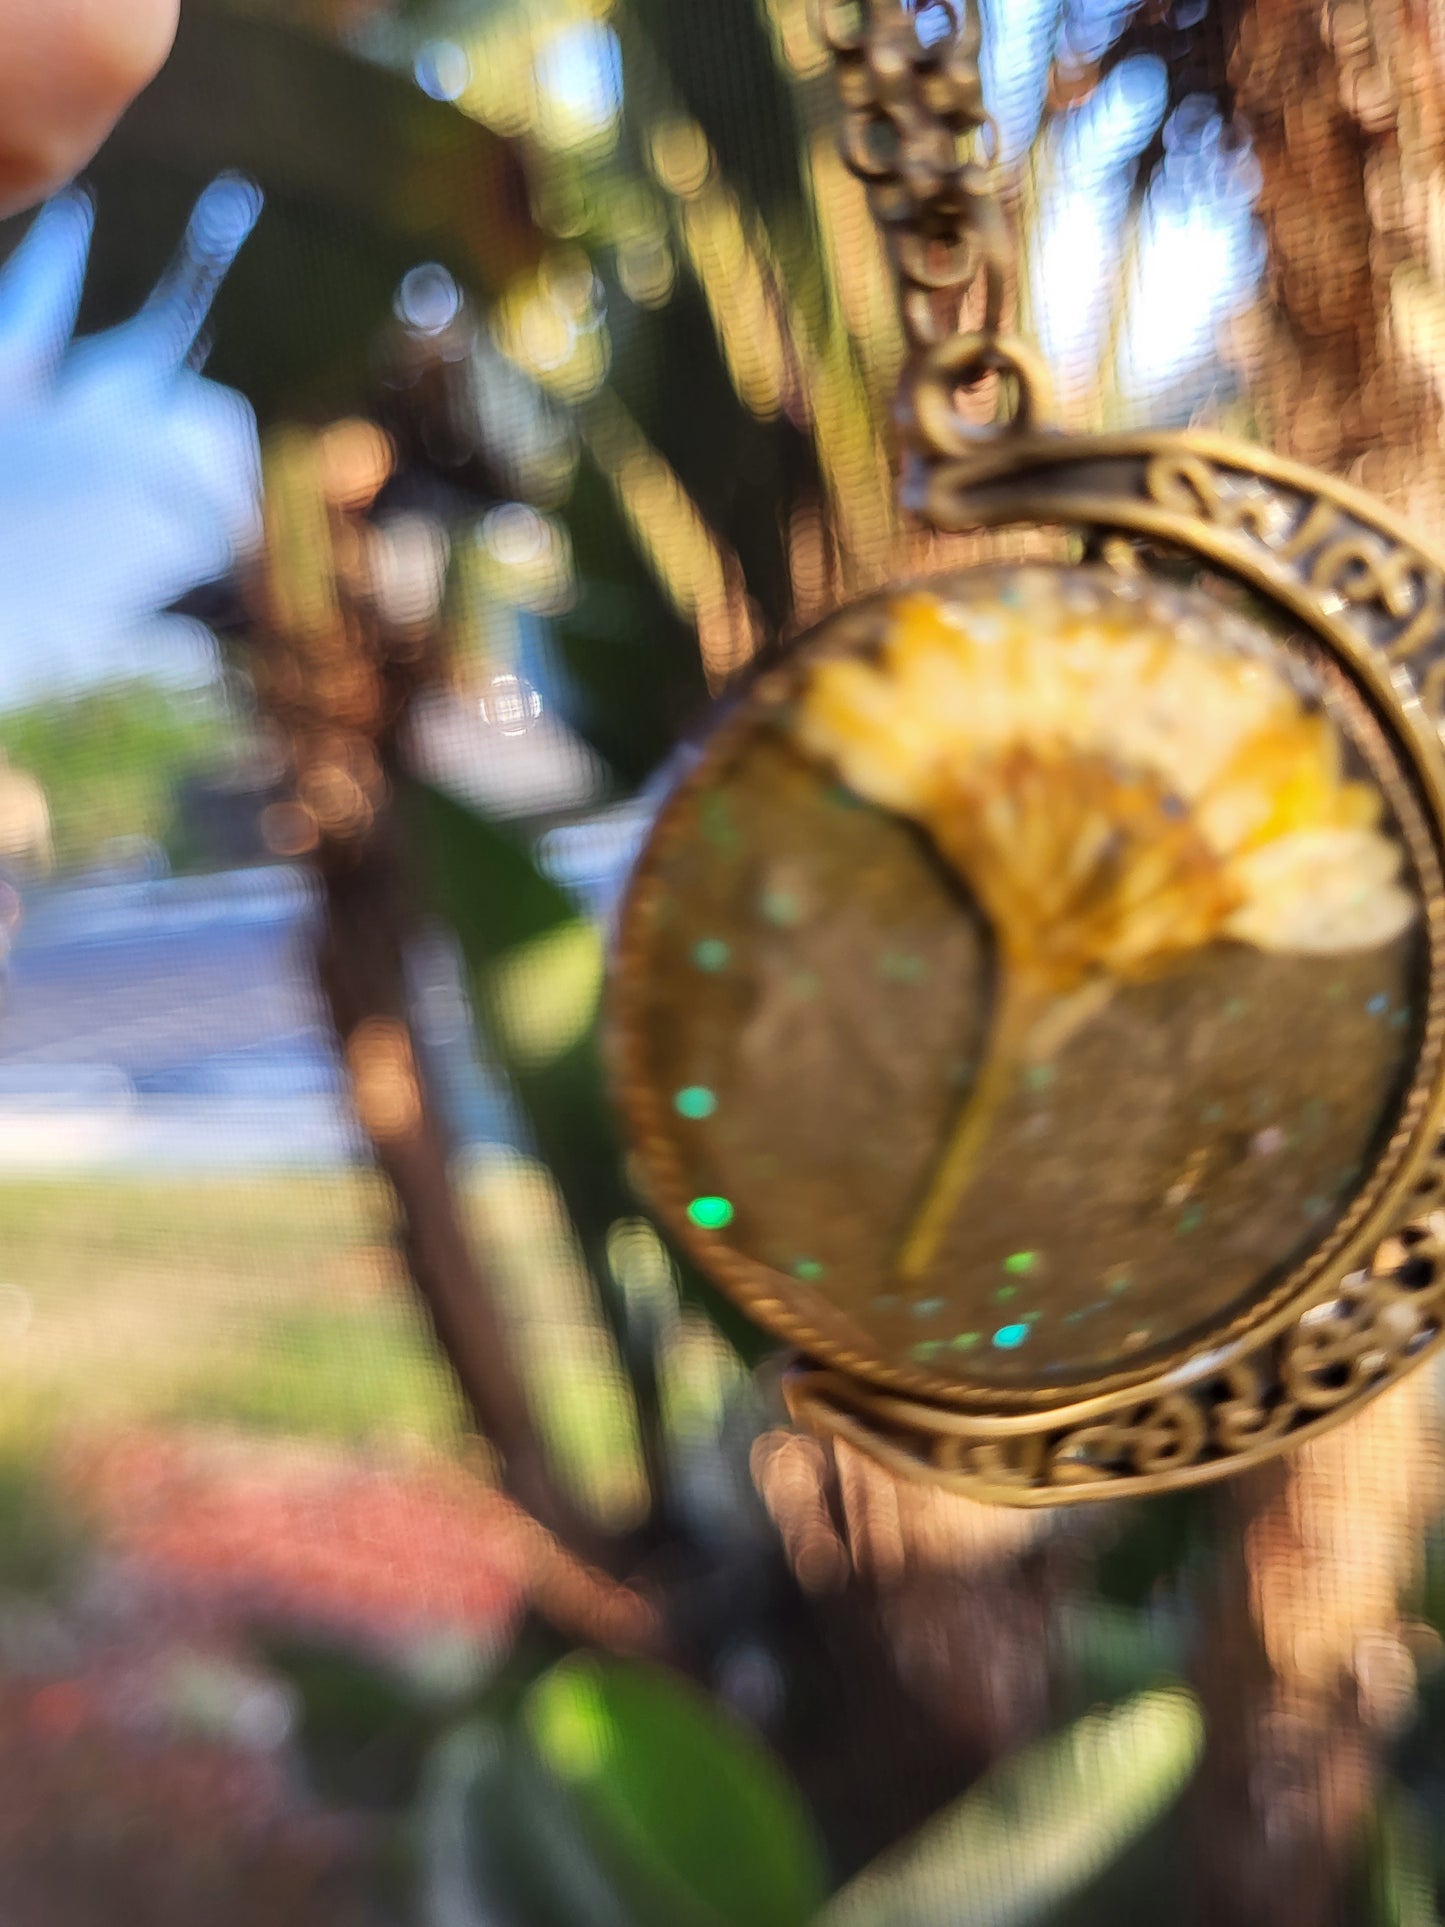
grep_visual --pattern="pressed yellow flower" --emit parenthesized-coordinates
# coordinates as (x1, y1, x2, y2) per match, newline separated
(795, 571, 1418, 1279)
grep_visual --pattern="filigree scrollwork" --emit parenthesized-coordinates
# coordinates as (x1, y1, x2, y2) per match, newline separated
(1143, 450, 1445, 673)
(933, 1431, 1046, 1486)
(784, 1168, 1445, 1504)
(917, 430, 1445, 735)
(620, 416, 1445, 1505)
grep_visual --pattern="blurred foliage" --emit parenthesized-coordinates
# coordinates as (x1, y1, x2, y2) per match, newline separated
(260, 1628, 494, 1810)
(414, 778, 775, 1375)
(820, 1689, 1204, 1927)
(546, 459, 712, 788)
(1360, 1792, 1444, 1927)
(0, 1453, 87, 1597)
(1091, 1490, 1215, 1609)
(0, 0, 540, 426)
(429, 1650, 827, 1926)
(0, 680, 230, 872)
(1054, 1599, 1188, 1708)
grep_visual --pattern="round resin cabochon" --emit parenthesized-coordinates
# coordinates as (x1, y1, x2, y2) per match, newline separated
(611, 566, 1435, 1399)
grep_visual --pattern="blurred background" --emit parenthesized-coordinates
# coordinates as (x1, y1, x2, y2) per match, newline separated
(0, 0, 1443, 1921)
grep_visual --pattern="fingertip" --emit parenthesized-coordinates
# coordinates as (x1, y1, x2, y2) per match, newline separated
(0, 0, 182, 217)
(78, 0, 182, 106)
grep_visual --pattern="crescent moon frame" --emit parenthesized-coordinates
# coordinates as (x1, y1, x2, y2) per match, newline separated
(612, 427, 1445, 1504)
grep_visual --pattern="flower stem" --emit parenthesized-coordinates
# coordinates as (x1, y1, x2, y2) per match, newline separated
(895, 970, 1047, 1285)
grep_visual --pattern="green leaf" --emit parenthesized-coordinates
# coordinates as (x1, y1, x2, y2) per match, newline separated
(1092, 1492, 1212, 1609)
(1363, 1790, 1444, 1927)
(820, 1689, 1204, 1927)
(259, 1633, 446, 1810)
(426, 1717, 639, 1927)
(408, 779, 631, 1235)
(1419, 1521, 1445, 1646)
(521, 1654, 827, 1927)
(551, 459, 712, 789)
(1055, 1600, 1187, 1707)
(408, 777, 774, 1368)
(424, 1656, 826, 1927)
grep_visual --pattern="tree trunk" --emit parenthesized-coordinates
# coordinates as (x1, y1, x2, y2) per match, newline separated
(1223, 0, 1445, 530)
(1190, 11, 1445, 1914)
(1191, 1374, 1439, 1925)
(751, 1427, 1060, 1874)
(249, 423, 616, 1571)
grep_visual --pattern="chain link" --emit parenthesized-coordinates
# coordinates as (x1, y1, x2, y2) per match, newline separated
(820, 0, 1005, 349)
(821, 0, 1049, 456)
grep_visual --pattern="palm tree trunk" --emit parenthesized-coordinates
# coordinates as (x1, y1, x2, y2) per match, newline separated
(1191, 9, 1445, 1914)
(1191, 1373, 1439, 1926)
(1221, 0, 1445, 530)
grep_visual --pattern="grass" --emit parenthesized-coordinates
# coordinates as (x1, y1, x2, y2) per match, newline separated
(174, 1302, 465, 1445)
(0, 1170, 466, 1458)
(0, 1161, 654, 1542)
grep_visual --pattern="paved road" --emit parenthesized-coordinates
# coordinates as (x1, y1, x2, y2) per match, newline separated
(0, 868, 503, 1170)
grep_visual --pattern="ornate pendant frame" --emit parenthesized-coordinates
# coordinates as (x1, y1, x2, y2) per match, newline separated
(610, 424, 1445, 1504)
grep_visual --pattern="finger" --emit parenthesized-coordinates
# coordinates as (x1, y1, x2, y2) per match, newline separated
(63, 174, 264, 382)
(0, 0, 180, 217)
(0, 190, 93, 403)
(129, 173, 265, 370)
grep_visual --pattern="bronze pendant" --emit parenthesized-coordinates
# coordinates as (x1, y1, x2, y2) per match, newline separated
(607, 5, 1445, 1502)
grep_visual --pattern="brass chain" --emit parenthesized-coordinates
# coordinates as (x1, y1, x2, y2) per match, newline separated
(820, 0, 1052, 459)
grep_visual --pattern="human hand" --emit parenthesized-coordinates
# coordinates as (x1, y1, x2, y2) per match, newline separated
(0, 0, 179, 216)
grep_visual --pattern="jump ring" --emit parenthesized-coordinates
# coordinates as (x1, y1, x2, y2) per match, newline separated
(906, 330, 1054, 459)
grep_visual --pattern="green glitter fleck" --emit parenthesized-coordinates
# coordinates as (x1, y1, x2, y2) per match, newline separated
(692, 938, 731, 973)
(1024, 1064, 1056, 1094)
(761, 888, 804, 928)
(1328, 980, 1347, 1002)
(911, 1340, 945, 1362)
(673, 1085, 717, 1120)
(879, 950, 928, 984)
(993, 1284, 1018, 1303)
(1391, 1008, 1411, 1031)
(1024, 1310, 1042, 1324)
(1201, 1102, 1225, 1126)
(1004, 1251, 1039, 1276)
(950, 1331, 980, 1350)
(687, 1195, 734, 1230)
(911, 1297, 946, 1319)
(993, 1322, 1029, 1349)
(1064, 1309, 1086, 1324)
(792, 1258, 825, 1282)
(789, 970, 821, 1000)
(1105, 1269, 1133, 1296)
(1224, 997, 1247, 1019)
(1303, 1195, 1328, 1221)
(1178, 1205, 1205, 1235)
